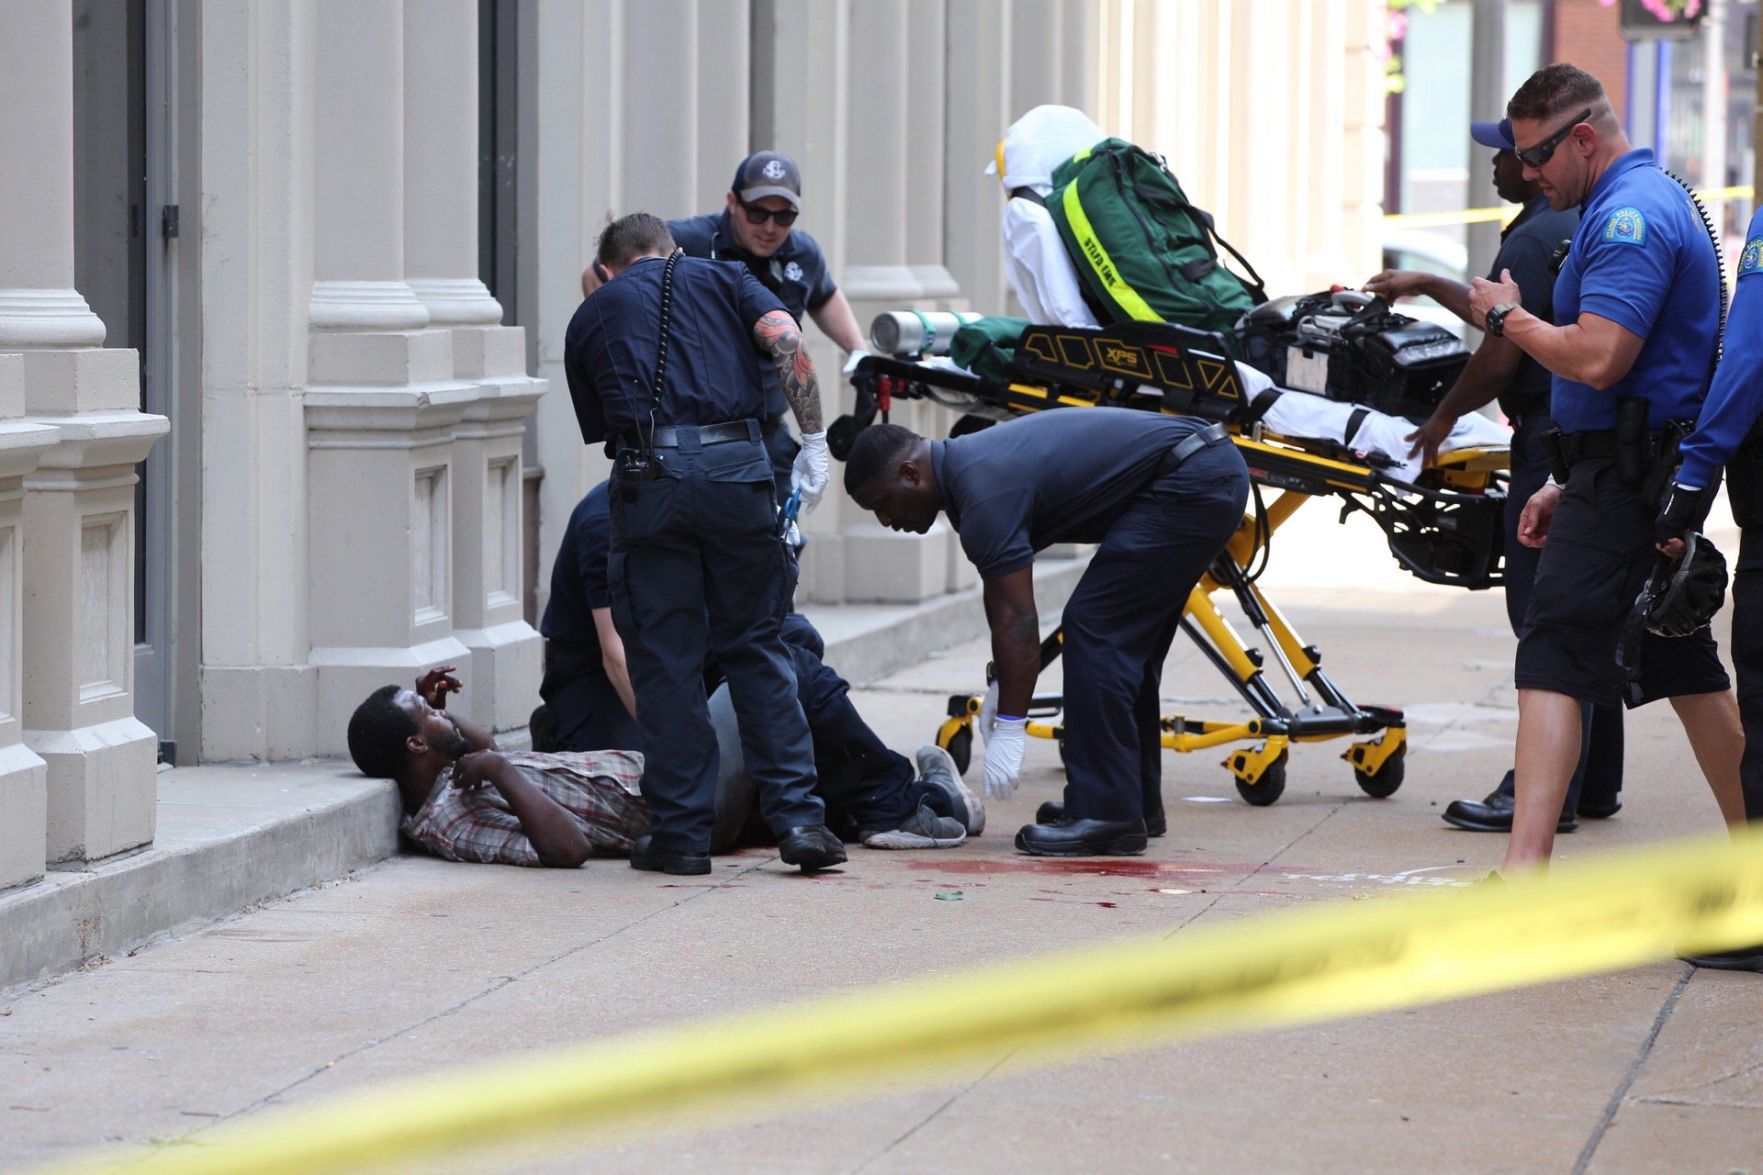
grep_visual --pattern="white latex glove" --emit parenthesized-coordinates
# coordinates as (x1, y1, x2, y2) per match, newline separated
(842, 348, 870, 377)
(791, 430, 830, 514)
(983, 716, 1027, 800)
(977, 680, 999, 741)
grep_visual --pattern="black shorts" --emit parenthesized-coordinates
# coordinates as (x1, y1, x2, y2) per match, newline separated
(1515, 457, 1729, 708)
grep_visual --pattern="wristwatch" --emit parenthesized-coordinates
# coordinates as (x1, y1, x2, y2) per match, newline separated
(1484, 301, 1520, 337)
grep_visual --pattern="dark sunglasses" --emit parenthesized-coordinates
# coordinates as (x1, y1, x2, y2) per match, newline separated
(1515, 108, 1591, 169)
(738, 198, 799, 227)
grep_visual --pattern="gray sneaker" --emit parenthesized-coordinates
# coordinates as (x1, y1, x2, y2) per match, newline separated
(861, 800, 967, 850)
(915, 743, 985, 836)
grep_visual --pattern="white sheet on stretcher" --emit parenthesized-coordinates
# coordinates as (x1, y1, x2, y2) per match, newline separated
(918, 355, 1511, 485)
(1233, 363, 1509, 484)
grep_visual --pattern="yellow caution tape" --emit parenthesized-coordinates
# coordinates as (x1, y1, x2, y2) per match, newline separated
(1384, 184, 1755, 230)
(41, 823, 1763, 1175)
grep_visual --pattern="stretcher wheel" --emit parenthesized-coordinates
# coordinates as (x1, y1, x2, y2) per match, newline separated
(1354, 746, 1405, 798)
(1234, 751, 1287, 806)
(942, 725, 973, 776)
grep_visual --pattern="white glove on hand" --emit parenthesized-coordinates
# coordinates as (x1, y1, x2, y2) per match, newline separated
(791, 431, 830, 515)
(983, 716, 1027, 800)
(842, 349, 870, 377)
(977, 680, 999, 741)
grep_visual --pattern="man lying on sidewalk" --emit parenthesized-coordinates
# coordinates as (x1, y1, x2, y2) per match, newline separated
(349, 667, 980, 868)
(348, 667, 646, 868)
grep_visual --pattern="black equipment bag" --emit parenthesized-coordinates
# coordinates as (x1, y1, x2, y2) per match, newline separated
(1236, 290, 1470, 421)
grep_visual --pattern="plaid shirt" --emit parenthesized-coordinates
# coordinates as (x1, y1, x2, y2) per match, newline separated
(402, 750, 649, 867)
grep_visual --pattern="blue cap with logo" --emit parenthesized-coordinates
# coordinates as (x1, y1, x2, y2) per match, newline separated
(733, 151, 802, 211)
(1470, 118, 1516, 151)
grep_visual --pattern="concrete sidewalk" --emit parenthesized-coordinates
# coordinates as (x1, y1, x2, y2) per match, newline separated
(0, 553, 1092, 995)
(3, 509, 1760, 1172)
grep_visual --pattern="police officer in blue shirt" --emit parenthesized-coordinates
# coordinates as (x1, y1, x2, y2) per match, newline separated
(1368, 115, 1623, 836)
(843, 408, 1248, 857)
(666, 151, 868, 501)
(1652, 211, 1763, 970)
(563, 212, 844, 876)
(1466, 64, 1747, 874)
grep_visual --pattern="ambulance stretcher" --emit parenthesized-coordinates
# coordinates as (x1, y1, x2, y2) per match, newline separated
(838, 320, 1510, 805)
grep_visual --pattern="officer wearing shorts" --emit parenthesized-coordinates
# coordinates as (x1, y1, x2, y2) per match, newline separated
(1468, 64, 1745, 873)
(563, 212, 844, 876)
(1654, 209, 1763, 970)
(843, 408, 1249, 858)
(668, 152, 868, 502)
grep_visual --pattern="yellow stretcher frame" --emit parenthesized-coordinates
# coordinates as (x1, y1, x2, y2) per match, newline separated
(848, 323, 1507, 804)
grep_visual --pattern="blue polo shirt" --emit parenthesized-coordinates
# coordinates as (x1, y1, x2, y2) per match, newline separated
(539, 482, 613, 653)
(669, 211, 839, 418)
(932, 408, 1213, 580)
(1679, 207, 1763, 488)
(1550, 149, 1720, 432)
(563, 255, 786, 446)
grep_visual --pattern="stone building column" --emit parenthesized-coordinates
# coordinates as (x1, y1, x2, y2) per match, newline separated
(831, 0, 960, 604)
(403, 0, 542, 739)
(2, 1, 166, 869)
(306, 0, 474, 756)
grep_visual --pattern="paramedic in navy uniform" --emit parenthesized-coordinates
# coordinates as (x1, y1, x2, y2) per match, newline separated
(562, 212, 845, 876)
(842, 408, 1249, 856)
(1466, 64, 1745, 874)
(1367, 116, 1624, 835)
(666, 151, 868, 502)
(1653, 210, 1763, 971)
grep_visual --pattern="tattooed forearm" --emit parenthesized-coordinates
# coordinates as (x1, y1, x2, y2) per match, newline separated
(754, 310, 823, 433)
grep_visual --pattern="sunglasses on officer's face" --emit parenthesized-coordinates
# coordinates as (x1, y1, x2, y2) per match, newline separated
(1515, 108, 1592, 169)
(737, 198, 799, 228)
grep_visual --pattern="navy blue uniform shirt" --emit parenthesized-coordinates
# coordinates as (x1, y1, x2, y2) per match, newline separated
(539, 482, 613, 654)
(932, 408, 1214, 580)
(1551, 148, 1721, 432)
(669, 211, 839, 418)
(1680, 206, 1763, 488)
(563, 254, 786, 445)
(1494, 196, 1580, 420)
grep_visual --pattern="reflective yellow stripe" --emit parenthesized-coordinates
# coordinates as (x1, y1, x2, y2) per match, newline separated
(1060, 178, 1161, 322)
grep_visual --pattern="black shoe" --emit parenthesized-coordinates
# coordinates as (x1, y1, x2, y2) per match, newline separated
(1680, 944, 1763, 972)
(1036, 800, 1166, 838)
(777, 824, 847, 872)
(1015, 817, 1148, 857)
(1576, 795, 1622, 819)
(1441, 789, 1576, 834)
(629, 835, 711, 876)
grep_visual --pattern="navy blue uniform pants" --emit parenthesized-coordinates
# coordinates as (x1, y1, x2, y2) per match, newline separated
(762, 415, 800, 507)
(608, 431, 823, 854)
(1497, 413, 1623, 808)
(781, 620, 948, 837)
(1734, 528, 1763, 823)
(1060, 440, 1249, 823)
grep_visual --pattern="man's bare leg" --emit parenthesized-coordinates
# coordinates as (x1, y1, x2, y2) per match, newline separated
(1671, 689, 1747, 829)
(1503, 688, 1584, 873)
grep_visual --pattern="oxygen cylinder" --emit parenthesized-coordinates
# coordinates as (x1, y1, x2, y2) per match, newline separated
(869, 310, 982, 357)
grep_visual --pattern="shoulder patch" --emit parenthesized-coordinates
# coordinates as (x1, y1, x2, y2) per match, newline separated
(1741, 237, 1763, 277)
(1601, 206, 1647, 247)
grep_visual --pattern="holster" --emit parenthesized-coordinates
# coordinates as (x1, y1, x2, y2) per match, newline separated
(1639, 421, 1691, 507)
(1540, 427, 1569, 484)
(1614, 395, 1649, 485)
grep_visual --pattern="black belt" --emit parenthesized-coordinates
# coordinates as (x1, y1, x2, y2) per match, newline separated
(620, 420, 759, 450)
(1556, 428, 1672, 467)
(1163, 422, 1230, 471)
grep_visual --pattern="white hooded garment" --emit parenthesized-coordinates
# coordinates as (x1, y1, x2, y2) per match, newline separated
(991, 105, 1106, 328)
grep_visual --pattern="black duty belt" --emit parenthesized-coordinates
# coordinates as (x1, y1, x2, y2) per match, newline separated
(1163, 422, 1230, 471)
(621, 420, 759, 450)
(1556, 428, 1673, 467)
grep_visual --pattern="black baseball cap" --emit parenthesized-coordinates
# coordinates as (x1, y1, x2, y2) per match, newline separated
(1470, 118, 1516, 151)
(733, 151, 802, 211)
